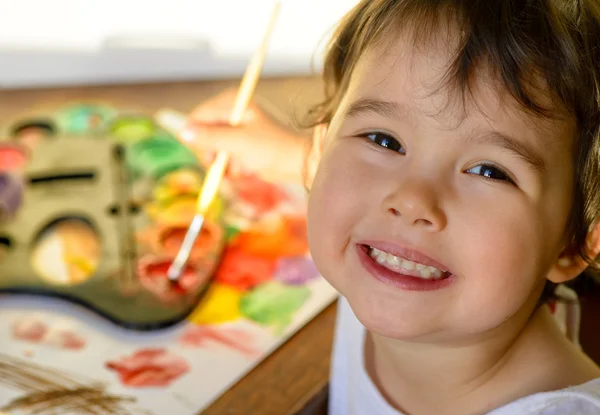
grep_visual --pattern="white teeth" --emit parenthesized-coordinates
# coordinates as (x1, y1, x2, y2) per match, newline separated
(401, 259, 415, 270)
(387, 254, 401, 267)
(368, 247, 445, 280)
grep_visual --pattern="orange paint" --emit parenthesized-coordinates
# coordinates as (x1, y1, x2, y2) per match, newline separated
(231, 215, 309, 258)
(0, 144, 27, 172)
(159, 220, 222, 260)
(215, 247, 277, 290)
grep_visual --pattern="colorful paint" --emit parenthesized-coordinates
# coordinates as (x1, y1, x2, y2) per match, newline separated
(12, 315, 86, 350)
(0, 100, 340, 415)
(128, 137, 199, 179)
(105, 348, 190, 388)
(0, 143, 27, 172)
(239, 281, 311, 333)
(152, 168, 204, 204)
(0, 173, 24, 220)
(232, 172, 289, 216)
(187, 284, 243, 324)
(231, 215, 309, 258)
(137, 257, 207, 302)
(179, 325, 261, 358)
(30, 218, 102, 286)
(55, 103, 116, 134)
(274, 256, 320, 285)
(214, 247, 277, 290)
(110, 116, 156, 143)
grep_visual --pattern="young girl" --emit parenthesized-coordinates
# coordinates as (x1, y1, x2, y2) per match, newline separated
(186, 1, 600, 413)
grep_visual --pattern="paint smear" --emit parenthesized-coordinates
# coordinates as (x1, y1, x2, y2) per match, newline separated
(105, 348, 190, 388)
(0, 144, 27, 172)
(56, 103, 116, 134)
(179, 325, 260, 358)
(152, 168, 204, 204)
(0, 173, 24, 220)
(231, 215, 309, 258)
(12, 316, 86, 350)
(30, 218, 102, 286)
(159, 220, 221, 260)
(240, 281, 311, 333)
(137, 257, 206, 301)
(232, 173, 288, 216)
(187, 284, 243, 324)
(146, 196, 196, 226)
(128, 137, 198, 179)
(110, 117, 156, 143)
(12, 315, 47, 343)
(274, 256, 320, 285)
(214, 247, 277, 290)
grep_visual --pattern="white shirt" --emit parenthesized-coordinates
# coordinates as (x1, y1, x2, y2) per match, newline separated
(329, 296, 600, 415)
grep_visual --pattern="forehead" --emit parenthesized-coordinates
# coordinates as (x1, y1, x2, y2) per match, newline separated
(342, 30, 575, 145)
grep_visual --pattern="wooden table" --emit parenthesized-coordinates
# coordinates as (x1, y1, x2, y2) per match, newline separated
(1, 77, 599, 415)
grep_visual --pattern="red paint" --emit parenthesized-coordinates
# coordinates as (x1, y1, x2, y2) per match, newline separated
(160, 221, 219, 260)
(106, 348, 190, 388)
(356, 244, 455, 292)
(179, 326, 260, 358)
(215, 247, 276, 290)
(233, 173, 288, 215)
(0, 144, 27, 172)
(44, 328, 86, 350)
(138, 257, 206, 301)
(12, 317, 47, 343)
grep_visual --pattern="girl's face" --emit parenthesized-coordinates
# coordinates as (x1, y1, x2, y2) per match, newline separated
(307, 33, 577, 342)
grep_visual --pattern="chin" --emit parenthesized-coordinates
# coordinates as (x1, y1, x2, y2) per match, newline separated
(343, 289, 446, 341)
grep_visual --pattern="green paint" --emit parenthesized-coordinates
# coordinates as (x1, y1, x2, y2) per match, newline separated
(240, 281, 310, 333)
(56, 104, 116, 134)
(110, 117, 156, 143)
(225, 225, 240, 242)
(127, 137, 199, 179)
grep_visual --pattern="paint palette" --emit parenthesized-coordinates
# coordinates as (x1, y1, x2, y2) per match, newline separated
(0, 103, 227, 330)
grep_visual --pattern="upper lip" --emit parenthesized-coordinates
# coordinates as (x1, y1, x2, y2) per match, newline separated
(359, 240, 451, 273)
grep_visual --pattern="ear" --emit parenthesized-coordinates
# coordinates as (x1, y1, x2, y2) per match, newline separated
(304, 123, 328, 189)
(547, 223, 600, 284)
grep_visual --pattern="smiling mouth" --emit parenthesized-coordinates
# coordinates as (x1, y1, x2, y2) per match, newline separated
(362, 244, 451, 280)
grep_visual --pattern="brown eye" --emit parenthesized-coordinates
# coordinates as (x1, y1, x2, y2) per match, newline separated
(363, 132, 405, 154)
(467, 164, 514, 184)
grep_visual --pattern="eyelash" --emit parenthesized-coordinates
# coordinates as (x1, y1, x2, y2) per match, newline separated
(359, 132, 406, 155)
(465, 163, 515, 185)
(358, 132, 515, 186)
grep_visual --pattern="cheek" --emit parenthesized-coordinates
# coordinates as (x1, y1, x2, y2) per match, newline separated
(451, 202, 553, 327)
(307, 147, 372, 280)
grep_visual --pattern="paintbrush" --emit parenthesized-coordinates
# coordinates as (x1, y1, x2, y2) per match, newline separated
(166, 0, 281, 283)
(166, 151, 229, 282)
(155, 0, 280, 131)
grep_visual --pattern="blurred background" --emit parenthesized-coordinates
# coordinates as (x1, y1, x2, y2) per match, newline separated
(0, 0, 359, 88)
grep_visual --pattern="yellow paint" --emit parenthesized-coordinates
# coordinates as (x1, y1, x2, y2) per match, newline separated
(187, 284, 243, 325)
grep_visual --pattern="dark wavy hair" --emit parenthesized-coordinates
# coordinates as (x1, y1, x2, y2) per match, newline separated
(305, 0, 600, 302)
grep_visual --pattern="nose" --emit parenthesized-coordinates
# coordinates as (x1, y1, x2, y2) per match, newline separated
(383, 178, 447, 232)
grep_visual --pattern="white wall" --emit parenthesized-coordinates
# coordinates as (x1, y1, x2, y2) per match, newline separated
(0, 0, 359, 88)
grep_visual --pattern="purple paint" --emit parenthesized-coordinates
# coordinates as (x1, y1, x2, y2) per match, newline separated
(0, 173, 23, 220)
(274, 256, 320, 285)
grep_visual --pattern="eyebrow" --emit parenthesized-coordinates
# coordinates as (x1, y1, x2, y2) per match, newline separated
(344, 98, 411, 122)
(344, 98, 546, 174)
(466, 131, 547, 174)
